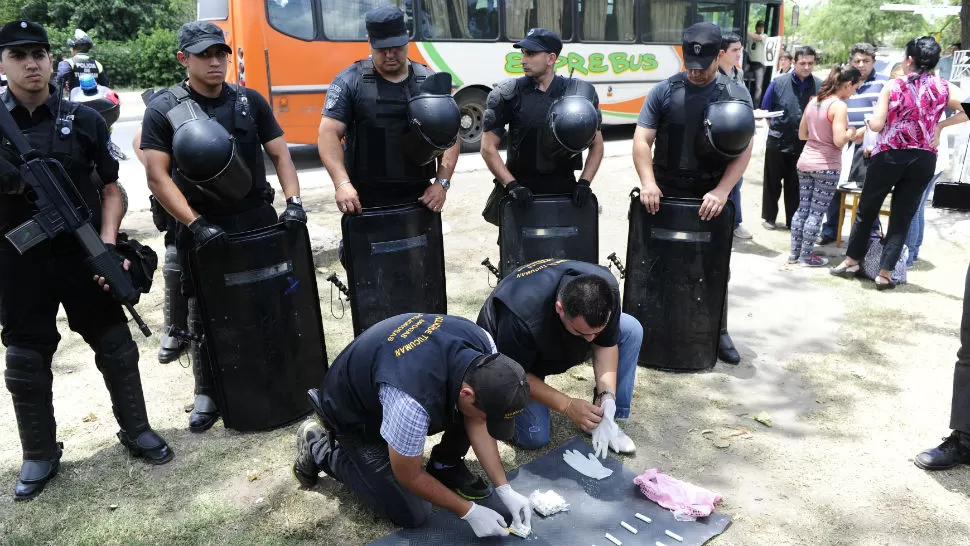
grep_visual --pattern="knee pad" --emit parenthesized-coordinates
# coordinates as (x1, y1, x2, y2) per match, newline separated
(5, 347, 50, 396)
(94, 324, 138, 374)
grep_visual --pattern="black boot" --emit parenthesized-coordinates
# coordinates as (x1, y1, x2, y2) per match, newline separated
(187, 297, 220, 432)
(95, 326, 174, 465)
(717, 288, 741, 364)
(426, 458, 492, 500)
(293, 418, 326, 487)
(5, 347, 61, 501)
(915, 431, 970, 470)
(158, 244, 189, 364)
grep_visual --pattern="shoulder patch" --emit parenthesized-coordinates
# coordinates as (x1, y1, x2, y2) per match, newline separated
(325, 83, 343, 111)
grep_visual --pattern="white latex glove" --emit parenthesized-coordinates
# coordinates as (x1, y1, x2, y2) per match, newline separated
(563, 449, 613, 479)
(461, 503, 510, 538)
(591, 399, 619, 459)
(496, 484, 532, 532)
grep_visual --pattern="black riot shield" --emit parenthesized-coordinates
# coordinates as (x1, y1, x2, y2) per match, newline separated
(190, 221, 328, 431)
(342, 204, 447, 336)
(498, 194, 599, 278)
(622, 194, 734, 371)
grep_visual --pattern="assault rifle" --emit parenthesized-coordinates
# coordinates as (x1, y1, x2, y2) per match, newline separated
(0, 102, 151, 336)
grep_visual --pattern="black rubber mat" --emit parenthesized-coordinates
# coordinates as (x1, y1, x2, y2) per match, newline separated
(369, 436, 732, 545)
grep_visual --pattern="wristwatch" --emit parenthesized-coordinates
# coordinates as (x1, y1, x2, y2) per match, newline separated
(433, 177, 451, 191)
(593, 390, 616, 404)
(287, 196, 303, 206)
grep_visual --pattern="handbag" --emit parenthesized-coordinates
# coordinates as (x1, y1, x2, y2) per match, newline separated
(860, 229, 908, 284)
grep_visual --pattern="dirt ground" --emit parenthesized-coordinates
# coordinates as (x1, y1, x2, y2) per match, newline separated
(1, 126, 969, 545)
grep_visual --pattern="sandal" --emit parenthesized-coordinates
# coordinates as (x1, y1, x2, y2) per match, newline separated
(830, 262, 860, 278)
(875, 274, 896, 291)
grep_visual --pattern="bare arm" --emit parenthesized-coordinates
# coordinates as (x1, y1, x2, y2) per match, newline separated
(481, 131, 515, 186)
(436, 140, 460, 180)
(144, 149, 199, 225)
(264, 136, 301, 200)
(633, 125, 663, 214)
(388, 448, 472, 517)
(317, 116, 350, 185)
(938, 81, 969, 131)
(829, 101, 854, 148)
(867, 85, 891, 133)
(798, 106, 810, 141)
(709, 141, 752, 204)
(591, 344, 618, 400)
(526, 372, 602, 431)
(99, 183, 124, 244)
(465, 417, 509, 489)
(579, 131, 604, 182)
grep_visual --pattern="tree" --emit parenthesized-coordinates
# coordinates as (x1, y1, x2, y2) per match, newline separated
(799, 0, 926, 62)
(2, 0, 196, 42)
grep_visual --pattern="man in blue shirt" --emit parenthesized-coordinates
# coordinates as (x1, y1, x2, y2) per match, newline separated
(818, 43, 887, 245)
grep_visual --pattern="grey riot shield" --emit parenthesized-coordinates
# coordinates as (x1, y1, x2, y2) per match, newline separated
(342, 204, 447, 336)
(189, 221, 328, 431)
(622, 194, 734, 371)
(498, 194, 599, 278)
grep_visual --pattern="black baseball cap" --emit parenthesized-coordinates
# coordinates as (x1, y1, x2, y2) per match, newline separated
(513, 28, 563, 56)
(178, 21, 231, 55)
(366, 7, 409, 49)
(682, 22, 721, 70)
(0, 20, 50, 50)
(464, 353, 530, 441)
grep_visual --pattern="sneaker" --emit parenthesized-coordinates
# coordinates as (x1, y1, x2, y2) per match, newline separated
(293, 418, 326, 487)
(733, 225, 753, 239)
(787, 255, 798, 265)
(761, 220, 778, 230)
(611, 427, 637, 454)
(426, 459, 492, 500)
(798, 254, 829, 268)
(915, 431, 970, 470)
(816, 235, 836, 246)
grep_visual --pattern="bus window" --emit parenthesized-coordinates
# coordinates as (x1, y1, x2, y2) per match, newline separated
(420, 0, 499, 40)
(579, 0, 635, 42)
(198, 0, 229, 21)
(319, 0, 415, 41)
(505, 0, 573, 41)
(641, 0, 690, 43)
(268, 0, 315, 40)
(696, 2, 736, 31)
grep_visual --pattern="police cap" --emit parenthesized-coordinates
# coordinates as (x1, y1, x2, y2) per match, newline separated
(366, 7, 409, 49)
(178, 21, 231, 55)
(513, 28, 563, 56)
(0, 21, 50, 50)
(683, 22, 721, 70)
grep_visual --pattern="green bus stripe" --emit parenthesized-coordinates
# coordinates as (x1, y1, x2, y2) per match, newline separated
(421, 43, 464, 87)
(602, 110, 640, 119)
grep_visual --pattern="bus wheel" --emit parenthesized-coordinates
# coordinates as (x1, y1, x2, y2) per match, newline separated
(457, 88, 487, 153)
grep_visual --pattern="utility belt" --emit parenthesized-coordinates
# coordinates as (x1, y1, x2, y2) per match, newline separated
(150, 187, 274, 232)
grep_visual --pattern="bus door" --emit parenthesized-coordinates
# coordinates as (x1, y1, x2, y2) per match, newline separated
(743, 1, 782, 101)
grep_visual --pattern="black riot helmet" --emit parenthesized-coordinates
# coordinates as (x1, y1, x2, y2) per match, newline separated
(696, 99, 755, 166)
(540, 79, 600, 161)
(401, 72, 461, 166)
(171, 114, 253, 202)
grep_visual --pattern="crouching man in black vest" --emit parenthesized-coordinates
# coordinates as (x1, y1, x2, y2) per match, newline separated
(294, 314, 533, 538)
(632, 22, 755, 364)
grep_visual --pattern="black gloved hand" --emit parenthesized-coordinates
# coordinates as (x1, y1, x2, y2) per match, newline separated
(0, 155, 22, 194)
(505, 181, 533, 208)
(573, 178, 592, 207)
(188, 217, 227, 245)
(280, 199, 307, 223)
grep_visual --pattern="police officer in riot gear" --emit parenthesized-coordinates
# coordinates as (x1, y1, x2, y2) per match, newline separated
(55, 29, 108, 91)
(481, 28, 604, 209)
(140, 21, 306, 432)
(318, 7, 460, 214)
(0, 20, 172, 501)
(632, 22, 755, 364)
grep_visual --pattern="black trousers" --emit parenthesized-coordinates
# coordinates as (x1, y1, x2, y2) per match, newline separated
(0, 236, 126, 356)
(762, 148, 801, 227)
(845, 149, 936, 270)
(951, 261, 970, 434)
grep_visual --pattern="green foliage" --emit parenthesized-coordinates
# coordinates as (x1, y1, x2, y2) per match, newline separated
(797, 0, 927, 63)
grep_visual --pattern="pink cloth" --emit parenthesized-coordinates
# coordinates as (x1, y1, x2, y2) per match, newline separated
(797, 96, 844, 172)
(633, 468, 722, 521)
(873, 73, 948, 156)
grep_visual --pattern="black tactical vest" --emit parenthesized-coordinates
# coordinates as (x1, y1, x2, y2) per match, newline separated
(69, 54, 100, 77)
(345, 59, 437, 188)
(653, 73, 747, 195)
(155, 83, 266, 214)
(318, 314, 491, 441)
(505, 76, 582, 187)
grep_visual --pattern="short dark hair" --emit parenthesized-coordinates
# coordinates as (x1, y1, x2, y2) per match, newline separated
(849, 43, 876, 61)
(74, 43, 91, 53)
(756, 20, 766, 28)
(952, 42, 962, 49)
(794, 45, 817, 62)
(905, 35, 942, 74)
(780, 50, 793, 61)
(720, 32, 742, 52)
(556, 274, 614, 328)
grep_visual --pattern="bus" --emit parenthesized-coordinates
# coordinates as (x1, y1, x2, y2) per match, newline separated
(199, 0, 785, 151)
